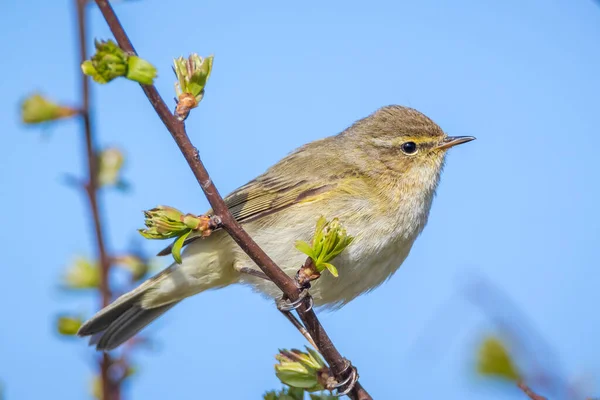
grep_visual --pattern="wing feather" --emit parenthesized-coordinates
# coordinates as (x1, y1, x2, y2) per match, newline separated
(156, 141, 347, 256)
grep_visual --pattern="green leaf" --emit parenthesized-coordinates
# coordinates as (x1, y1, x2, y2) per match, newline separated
(264, 391, 278, 400)
(295, 240, 314, 258)
(276, 369, 318, 389)
(97, 147, 125, 187)
(295, 216, 353, 278)
(171, 229, 192, 264)
(82, 39, 156, 85)
(264, 388, 305, 400)
(62, 256, 100, 289)
(286, 387, 305, 400)
(310, 394, 337, 400)
(321, 263, 338, 278)
(21, 93, 78, 124)
(314, 216, 327, 235)
(113, 254, 149, 281)
(56, 315, 83, 335)
(306, 348, 326, 368)
(476, 336, 520, 381)
(173, 54, 213, 98)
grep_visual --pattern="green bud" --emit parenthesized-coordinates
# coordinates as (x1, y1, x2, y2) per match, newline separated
(309, 394, 338, 400)
(56, 315, 83, 336)
(181, 214, 202, 230)
(139, 206, 217, 239)
(82, 40, 127, 84)
(126, 56, 158, 85)
(274, 347, 329, 392)
(21, 93, 78, 125)
(173, 54, 214, 120)
(264, 387, 306, 400)
(113, 254, 149, 281)
(91, 376, 102, 400)
(63, 256, 100, 289)
(139, 205, 189, 239)
(82, 39, 156, 85)
(476, 336, 520, 382)
(295, 217, 354, 278)
(139, 206, 219, 264)
(123, 365, 137, 380)
(97, 147, 125, 188)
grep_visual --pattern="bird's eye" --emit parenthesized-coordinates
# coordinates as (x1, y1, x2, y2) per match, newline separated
(401, 142, 418, 155)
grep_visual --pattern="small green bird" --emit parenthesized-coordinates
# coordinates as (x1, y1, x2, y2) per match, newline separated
(78, 105, 474, 350)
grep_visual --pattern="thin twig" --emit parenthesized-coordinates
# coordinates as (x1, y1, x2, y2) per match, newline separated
(518, 381, 547, 400)
(75, 1, 119, 399)
(280, 309, 319, 350)
(91, 1, 372, 398)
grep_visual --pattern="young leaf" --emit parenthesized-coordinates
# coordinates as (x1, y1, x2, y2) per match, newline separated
(321, 263, 338, 278)
(295, 240, 315, 258)
(476, 336, 520, 381)
(171, 229, 192, 264)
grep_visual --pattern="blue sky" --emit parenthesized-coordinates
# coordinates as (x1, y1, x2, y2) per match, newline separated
(1, 0, 599, 399)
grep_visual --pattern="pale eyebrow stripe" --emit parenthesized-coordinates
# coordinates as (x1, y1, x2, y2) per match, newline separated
(368, 137, 433, 148)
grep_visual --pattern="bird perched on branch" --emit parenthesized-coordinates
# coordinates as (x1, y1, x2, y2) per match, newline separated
(78, 105, 475, 350)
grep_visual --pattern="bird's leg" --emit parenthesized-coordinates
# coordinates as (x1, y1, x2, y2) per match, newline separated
(235, 263, 318, 349)
(236, 266, 270, 281)
(235, 264, 314, 312)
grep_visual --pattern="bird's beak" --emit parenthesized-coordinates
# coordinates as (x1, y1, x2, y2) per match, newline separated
(436, 136, 476, 150)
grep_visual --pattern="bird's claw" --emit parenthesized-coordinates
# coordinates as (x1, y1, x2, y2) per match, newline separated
(332, 361, 359, 397)
(276, 289, 313, 312)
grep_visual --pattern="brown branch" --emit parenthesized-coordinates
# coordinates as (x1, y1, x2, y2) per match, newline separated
(518, 381, 547, 400)
(92, 1, 372, 398)
(465, 276, 567, 395)
(75, 1, 119, 399)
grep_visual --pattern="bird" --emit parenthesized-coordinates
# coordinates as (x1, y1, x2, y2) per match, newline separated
(77, 105, 475, 351)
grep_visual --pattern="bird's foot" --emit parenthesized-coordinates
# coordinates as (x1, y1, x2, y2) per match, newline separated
(331, 360, 359, 397)
(276, 288, 313, 312)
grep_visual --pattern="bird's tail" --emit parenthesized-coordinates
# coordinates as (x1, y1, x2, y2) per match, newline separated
(77, 266, 180, 351)
(79, 234, 238, 350)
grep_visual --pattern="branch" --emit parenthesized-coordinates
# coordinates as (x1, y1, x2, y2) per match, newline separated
(92, 1, 372, 398)
(75, 1, 119, 399)
(518, 381, 547, 400)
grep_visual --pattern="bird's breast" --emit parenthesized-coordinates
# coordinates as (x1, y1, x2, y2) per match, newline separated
(238, 184, 436, 308)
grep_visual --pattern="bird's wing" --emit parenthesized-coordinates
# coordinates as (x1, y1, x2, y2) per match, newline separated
(222, 174, 335, 224)
(156, 143, 344, 256)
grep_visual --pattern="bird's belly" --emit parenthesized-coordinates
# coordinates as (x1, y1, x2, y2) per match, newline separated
(310, 234, 416, 307)
(238, 227, 417, 308)
(236, 204, 425, 308)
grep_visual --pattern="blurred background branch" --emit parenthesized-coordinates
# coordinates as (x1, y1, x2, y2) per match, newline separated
(468, 275, 595, 400)
(75, 0, 119, 397)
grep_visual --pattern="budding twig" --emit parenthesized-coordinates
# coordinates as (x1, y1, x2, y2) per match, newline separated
(81, 39, 157, 85)
(139, 205, 221, 263)
(173, 54, 213, 120)
(91, 1, 372, 398)
(20, 93, 79, 124)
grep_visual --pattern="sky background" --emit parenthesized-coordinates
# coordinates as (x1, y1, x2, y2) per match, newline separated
(1, 0, 599, 399)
